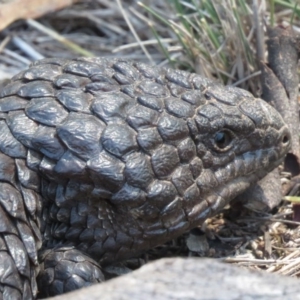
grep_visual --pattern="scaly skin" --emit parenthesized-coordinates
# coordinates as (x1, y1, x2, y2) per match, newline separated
(0, 57, 290, 298)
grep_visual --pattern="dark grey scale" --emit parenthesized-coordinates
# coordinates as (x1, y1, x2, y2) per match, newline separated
(40, 182, 56, 209)
(0, 57, 291, 299)
(0, 121, 27, 158)
(195, 142, 207, 158)
(54, 184, 71, 208)
(54, 74, 91, 89)
(111, 183, 147, 208)
(186, 117, 199, 137)
(165, 96, 195, 118)
(165, 68, 193, 89)
(0, 80, 24, 98)
(137, 80, 169, 97)
(113, 61, 139, 85)
(101, 123, 138, 158)
(124, 152, 154, 189)
(157, 113, 189, 142)
(137, 127, 163, 153)
(198, 148, 214, 169)
(260, 100, 286, 131)
(171, 165, 195, 196)
(181, 90, 206, 106)
(91, 92, 134, 123)
(69, 206, 87, 227)
(197, 103, 223, 121)
(90, 69, 117, 83)
(0, 182, 27, 222)
(189, 157, 204, 179)
(0, 153, 17, 186)
(87, 151, 125, 192)
(196, 169, 219, 193)
(239, 99, 273, 129)
(63, 180, 93, 204)
(168, 82, 189, 97)
(56, 207, 71, 223)
(209, 151, 236, 169)
(28, 217, 42, 245)
(151, 144, 180, 178)
(194, 110, 224, 134)
(23, 64, 62, 81)
(0, 251, 23, 298)
(18, 81, 54, 98)
(192, 75, 215, 90)
(86, 213, 102, 230)
(65, 226, 83, 241)
(31, 126, 66, 160)
(6, 111, 38, 148)
(213, 102, 255, 134)
(183, 184, 201, 209)
(206, 84, 244, 105)
(55, 89, 92, 113)
(53, 223, 68, 239)
(20, 186, 42, 219)
(146, 180, 178, 209)
(212, 101, 243, 118)
(54, 151, 87, 179)
(261, 127, 282, 149)
(49, 203, 60, 222)
(63, 60, 108, 78)
(39, 156, 63, 182)
(137, 95, 164, 112)
(0, 96, 28, 112)
(160, 201, 189, 234)
(57, 112, 105, 160)
(127, 104, 160, 130)
(113, 61, 140, 82)
(79, 227, 94, 242)
(26, 149, 42, 171)
(25, 97, 68, 126)
(90, 186, 112, 200)
(177, 137, 197, 163)
(16, 220, 38, 260)
(15, 159, 40, 191)
(85, 81, 120, 93)
(120, 84, 139, 99)
(4, 233, 30, 276)
(134, 62, 165, 80)
(113, 70, 135, 85)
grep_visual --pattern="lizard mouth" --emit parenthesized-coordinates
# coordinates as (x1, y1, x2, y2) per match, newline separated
(187, 125, 291, 226)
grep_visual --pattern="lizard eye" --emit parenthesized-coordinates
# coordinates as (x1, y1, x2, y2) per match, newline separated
(214, 130, 234, 150)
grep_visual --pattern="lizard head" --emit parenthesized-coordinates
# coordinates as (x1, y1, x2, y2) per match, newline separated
(107, 67, 291, 250)
(185, 83, 291, 226)
(120, 71, 290, 249)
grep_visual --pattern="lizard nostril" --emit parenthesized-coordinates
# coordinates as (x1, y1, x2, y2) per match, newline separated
(282, 135, 289, 144)
(281, 131, 290, 147)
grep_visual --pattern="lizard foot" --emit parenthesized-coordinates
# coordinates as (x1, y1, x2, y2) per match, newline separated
(37, 247, 104, 297)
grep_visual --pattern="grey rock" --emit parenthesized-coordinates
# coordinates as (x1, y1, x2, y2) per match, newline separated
(51, 258, 300, 300)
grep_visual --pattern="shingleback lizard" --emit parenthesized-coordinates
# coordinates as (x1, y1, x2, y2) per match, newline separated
(0, 57, 291, 299)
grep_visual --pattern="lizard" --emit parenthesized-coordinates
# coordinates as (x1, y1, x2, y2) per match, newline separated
(0, 57, 291, 298)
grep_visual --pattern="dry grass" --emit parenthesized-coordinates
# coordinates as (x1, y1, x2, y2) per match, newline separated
(0, 0, 300, 280)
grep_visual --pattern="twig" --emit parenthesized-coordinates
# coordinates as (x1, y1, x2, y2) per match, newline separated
(26, 19, 94, 57)
(117, 0, 154, 64)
